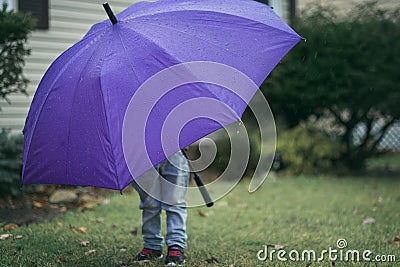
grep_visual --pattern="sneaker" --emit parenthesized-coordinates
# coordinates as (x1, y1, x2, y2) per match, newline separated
(165, 246, 185, 266)
(134, 248, 163, 263)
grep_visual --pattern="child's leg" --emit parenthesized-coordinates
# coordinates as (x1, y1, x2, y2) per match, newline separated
(133, 170, 164, 251)
(164, 203, 188, 249)
(160, 151, 189, 249)
(141, 196, 164, 250)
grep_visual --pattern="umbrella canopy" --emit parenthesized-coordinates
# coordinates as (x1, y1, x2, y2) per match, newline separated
(22, 0, 301, 190)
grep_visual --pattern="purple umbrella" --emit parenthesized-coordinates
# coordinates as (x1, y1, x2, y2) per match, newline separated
(22, 0, 301, 192)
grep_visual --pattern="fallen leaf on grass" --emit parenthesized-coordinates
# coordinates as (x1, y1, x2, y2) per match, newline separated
(80, 241, 90, 246)
(130, 228, 138, 236)
(33, 201, 43, 208)
(57, 222, 63, 227)
(78, 202, 98, 211)
(363, 217, 375, 224)
(198, 210, 209, 217)
(267, 244, 286, 250)
(352, 209, 359, 215)
(205, 256, 219, 263)
(386, 237, 400, 245)
(3, 223, 18, 231)
(120, 248, 127, 252)
(85, 249, 96, 255)
(95, 218, 104, 223)
(15, 235, 23, 239)
(75, 227, 89, 233)
(35, 197, 49, 205)
(59, 206, 67, 212)
(0, 234, 12, 240)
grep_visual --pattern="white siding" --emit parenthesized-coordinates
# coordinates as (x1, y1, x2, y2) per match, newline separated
(297, 0, 400, 15)
(0, 0, 135, 132)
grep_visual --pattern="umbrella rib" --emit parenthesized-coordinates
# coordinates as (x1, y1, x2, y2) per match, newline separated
(121, 12, 300, 65)
(115, 30, 141, 84)
(65, 37, 107, 185)
(122, 9, 299, 38)
(98, 32, 124, 191)
(123, 21, 240, 58)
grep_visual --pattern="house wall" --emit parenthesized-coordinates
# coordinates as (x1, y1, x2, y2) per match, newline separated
(297, 0, 400, 14)
(0, 0, 134, 132)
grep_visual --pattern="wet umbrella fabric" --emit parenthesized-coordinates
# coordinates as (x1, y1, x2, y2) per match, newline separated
(22, 0, 301, 190)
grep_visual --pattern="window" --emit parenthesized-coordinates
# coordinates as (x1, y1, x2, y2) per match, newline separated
(254, 0, 283, 18)
(269, 0, 283, 18)
(1, 0, 16, 11)
(254, 0, 270, 6)
(18, 0, 49, 30)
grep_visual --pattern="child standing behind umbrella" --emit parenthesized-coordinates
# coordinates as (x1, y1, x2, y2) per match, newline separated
(133, 150, 189, 266)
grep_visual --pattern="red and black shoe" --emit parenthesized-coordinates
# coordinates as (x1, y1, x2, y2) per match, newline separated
(165, 246, 185, 266)
(134, 248, 163, 263)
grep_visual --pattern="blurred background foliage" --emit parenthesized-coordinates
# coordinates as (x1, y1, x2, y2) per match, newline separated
(0, 4, 34, 197)
(0, 3, 35, 101)
(0, 129, 23, 197)
(261, 1, 400, 173)
(276, 121, 342, 175)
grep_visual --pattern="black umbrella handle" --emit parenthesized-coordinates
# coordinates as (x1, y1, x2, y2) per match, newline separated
(181, 149, 214, 207)
(192, 172, 214, 207)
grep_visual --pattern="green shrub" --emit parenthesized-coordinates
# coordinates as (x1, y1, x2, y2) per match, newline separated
(204, 124, 262, 180)
(264, 2, 400, 170)
(277, 123, 342, 174)
(0, 3, 35, 100)
(0, 129, 23, 197)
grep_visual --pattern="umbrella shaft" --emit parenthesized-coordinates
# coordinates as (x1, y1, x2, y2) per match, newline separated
(103, 2, 118, 25)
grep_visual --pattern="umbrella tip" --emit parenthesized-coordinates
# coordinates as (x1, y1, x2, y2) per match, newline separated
(103, 2, 118, 25)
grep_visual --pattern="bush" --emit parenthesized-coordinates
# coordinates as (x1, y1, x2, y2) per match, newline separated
(0, 129, 23, 197)
(0, 3, 35, 100)
(264, 1, 400, 170)
(277, 123, 342, 174)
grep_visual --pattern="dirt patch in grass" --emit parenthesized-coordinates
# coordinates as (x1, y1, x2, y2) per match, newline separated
(0, 186, 125, 227)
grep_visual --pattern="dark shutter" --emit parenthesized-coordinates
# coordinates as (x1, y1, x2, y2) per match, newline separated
(254, 0, 270, 5)
(18, 0, 49, 30)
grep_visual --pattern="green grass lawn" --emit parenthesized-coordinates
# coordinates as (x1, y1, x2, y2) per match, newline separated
(1, 175, 399, 266)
